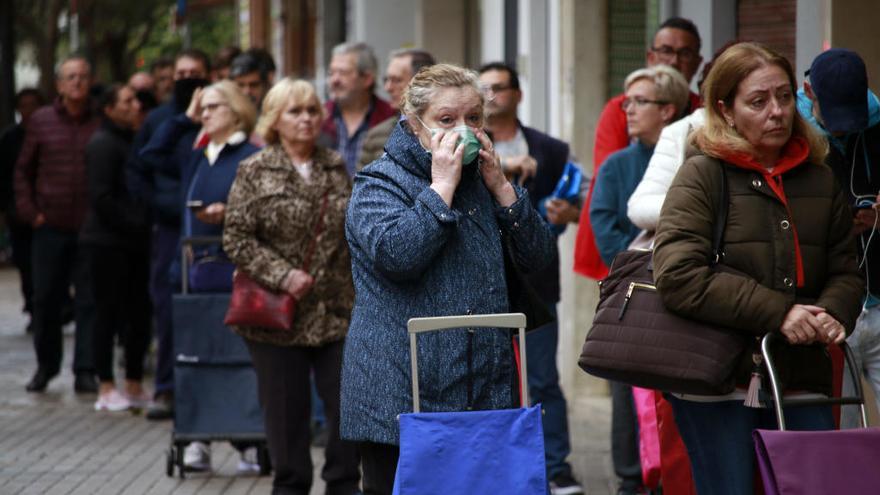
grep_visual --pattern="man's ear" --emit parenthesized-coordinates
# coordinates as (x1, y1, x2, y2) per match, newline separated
(804, 81, 816, 101)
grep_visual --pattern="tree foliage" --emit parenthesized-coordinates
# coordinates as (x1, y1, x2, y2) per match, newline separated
(14, 0, 236, 96)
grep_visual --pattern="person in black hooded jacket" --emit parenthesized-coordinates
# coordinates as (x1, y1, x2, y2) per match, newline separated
(81, 84, 152, 412)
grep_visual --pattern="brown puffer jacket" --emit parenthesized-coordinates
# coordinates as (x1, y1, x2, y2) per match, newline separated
(223, 144, 353, 347)
(653, 148, 863, 395)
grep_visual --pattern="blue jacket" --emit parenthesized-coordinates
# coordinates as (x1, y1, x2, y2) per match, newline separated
(129, 99, 197, 227)
(340, 121, 556, 445)
(589, 141, 653, 266)
(518, 123, 571, 305)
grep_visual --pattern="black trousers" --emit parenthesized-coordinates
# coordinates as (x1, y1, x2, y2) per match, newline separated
(87, 245, 152, 382)
(610, 381, 643, 491)
(245, 339, 359, 495)
(31, 226, 94, 375)
(358, 441, 400, 495)
(8, 220, 33, 314)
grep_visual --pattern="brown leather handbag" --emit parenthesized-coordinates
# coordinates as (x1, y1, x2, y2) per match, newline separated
(224, 192, 329, 331)
(579, 163, 749, 395)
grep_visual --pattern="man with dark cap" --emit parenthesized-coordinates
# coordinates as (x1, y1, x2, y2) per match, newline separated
(797, 48, 880, 427)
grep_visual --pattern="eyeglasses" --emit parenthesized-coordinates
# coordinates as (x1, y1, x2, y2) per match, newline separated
(202, 102, 228, 112)
(484, 84, 514, 95)
(383, 75, 406, 85)
(62, 73, 91, 83)
(651, 45, 700, 62)
(621, 97, 670, 111)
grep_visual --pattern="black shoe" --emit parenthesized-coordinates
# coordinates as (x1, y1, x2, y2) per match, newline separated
(550, 472, 584, 495)
(26, 369, 56, 392)
(146, 392, 174, 420)
(73, 372, 98, 394)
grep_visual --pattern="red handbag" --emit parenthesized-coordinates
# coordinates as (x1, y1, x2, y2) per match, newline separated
(224, 191, 329, 331)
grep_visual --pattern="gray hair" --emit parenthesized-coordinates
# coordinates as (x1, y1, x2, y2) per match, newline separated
(388, 48, 436, 76)
(55, 55, 92, 80)
(402, 63, 484, 118)
(332, 42, 378, 76)
(624, 64, 690, 119)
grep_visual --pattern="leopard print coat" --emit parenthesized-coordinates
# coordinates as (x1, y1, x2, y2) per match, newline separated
(223, 144, 353, 346)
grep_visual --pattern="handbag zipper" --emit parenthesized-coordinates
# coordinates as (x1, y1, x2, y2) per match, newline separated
(619, 282, 656, 320)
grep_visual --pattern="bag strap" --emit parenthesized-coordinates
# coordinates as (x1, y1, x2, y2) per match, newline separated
(709, 163, 729, 266)
(302, 191, 330, 272)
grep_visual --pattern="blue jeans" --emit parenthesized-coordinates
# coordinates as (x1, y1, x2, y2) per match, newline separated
(31, 226, 94, 374)
(666, 395, 833, 495)
(526, 317, 573, 479)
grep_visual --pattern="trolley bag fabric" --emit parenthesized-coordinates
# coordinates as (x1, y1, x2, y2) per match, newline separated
(392, 313, 546, 495)
(172, 292, 264, 436)
(394, 405, 545, 495)
(753, 332, 880, 495)
(753, 428, 880, 494)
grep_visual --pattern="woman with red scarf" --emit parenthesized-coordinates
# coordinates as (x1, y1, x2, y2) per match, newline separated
(652, 42, 863, 494)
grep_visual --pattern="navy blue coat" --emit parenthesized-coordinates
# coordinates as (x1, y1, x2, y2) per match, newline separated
(340, 121, 556, 445)
(518, 123, 570, 305)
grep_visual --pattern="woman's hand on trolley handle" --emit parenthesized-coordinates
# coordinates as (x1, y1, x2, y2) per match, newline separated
(779, 304, 845, 345)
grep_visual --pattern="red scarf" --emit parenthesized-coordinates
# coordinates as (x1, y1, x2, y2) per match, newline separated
(718, 137, 811, 287)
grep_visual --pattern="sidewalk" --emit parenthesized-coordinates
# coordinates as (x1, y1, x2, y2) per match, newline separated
(0, 267, 615, 494)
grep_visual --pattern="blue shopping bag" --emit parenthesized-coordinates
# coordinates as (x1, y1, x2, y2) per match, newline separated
(392, 405, 546, 494)
(539, 162, 583, 234)
(392, 313, 547, 495)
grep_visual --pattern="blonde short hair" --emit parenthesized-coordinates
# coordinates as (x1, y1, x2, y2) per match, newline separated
(256, 78, 323, 145)
(203, 80, 257, 135)
(401, 63, 484, 118)
(624, 65, 690, 120)
(693, 42, 827, 165)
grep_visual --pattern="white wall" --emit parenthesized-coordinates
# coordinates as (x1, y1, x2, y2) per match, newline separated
(676, 0, 737, 90)
(349, 0, 418, 101)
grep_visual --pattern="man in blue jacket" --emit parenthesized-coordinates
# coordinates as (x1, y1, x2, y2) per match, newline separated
(798, 48, 880, 427)
(128, 49, 211, 420)
(479, 62, 583, 495)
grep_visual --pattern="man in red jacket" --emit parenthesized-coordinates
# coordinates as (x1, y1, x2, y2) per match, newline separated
(574, 17, 704, 279)
(14, 55, 101, 393)
(320, 41, 396, 177)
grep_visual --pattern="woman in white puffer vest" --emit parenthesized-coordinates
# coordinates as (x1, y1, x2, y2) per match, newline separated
(626, 107, 704, 231)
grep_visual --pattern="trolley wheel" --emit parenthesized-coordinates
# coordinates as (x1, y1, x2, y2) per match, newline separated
(166, 447, 175, 477)
(176, 442, 186, 479)
(258, 444, 272, 476)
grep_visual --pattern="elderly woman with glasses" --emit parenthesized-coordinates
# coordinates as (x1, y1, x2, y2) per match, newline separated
(588, 64, 690, 495)
(340, 63, 556, 494)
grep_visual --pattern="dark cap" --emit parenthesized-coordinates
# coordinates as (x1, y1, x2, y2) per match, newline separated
(809, 48, 868, 133)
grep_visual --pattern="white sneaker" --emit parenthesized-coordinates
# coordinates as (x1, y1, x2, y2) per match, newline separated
(236, 446, 261, 475)
(94, 389, 131, 412)
(183, 441, 211, 472)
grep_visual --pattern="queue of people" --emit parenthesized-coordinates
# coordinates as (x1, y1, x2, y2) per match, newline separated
(1, 16, 878, 495)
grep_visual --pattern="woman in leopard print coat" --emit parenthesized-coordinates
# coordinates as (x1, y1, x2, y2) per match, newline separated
(223, 78, 359, 494)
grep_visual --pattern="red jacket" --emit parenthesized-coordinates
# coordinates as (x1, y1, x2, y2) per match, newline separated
(574, 91, 701, 279)
(14, 98, 100, 232)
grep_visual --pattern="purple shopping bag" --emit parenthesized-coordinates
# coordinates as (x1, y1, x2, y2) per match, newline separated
(754, 428, 880, 494)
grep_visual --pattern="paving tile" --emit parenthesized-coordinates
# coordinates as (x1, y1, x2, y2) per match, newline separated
(0, 267, 614, 493)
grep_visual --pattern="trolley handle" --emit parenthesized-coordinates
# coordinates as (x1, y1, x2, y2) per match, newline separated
(180, 235, 224, 295)
(406, 313, 529, 413)
(761, 332, 868, 430)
